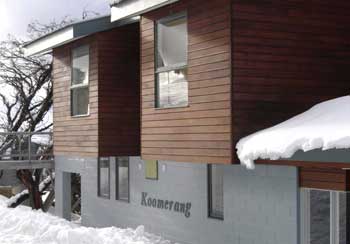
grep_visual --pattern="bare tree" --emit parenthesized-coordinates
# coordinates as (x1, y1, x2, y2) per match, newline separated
(0, 19, 71, 210)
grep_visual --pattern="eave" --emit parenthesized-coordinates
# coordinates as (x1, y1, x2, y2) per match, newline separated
(111, 0, 180, 22)
(24, 15, 139, 56)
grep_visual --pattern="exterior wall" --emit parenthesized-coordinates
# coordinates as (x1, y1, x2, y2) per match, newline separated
(58, 157, 298, 244)
(55, 155, 97, 219)
(52, 23, 141, 158)
(299, 167, 350, 191)
(97, 23, 141, 157)
(231, 0, 350, 161)
(140, 0, 232, 164)
(53, 37, 99, 157)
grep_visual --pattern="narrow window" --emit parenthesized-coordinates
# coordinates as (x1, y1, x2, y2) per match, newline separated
(155, 13, 188, 108)
(98, 157, 110, 198)
(116, 157, 129, 202)
(208, 164, 224, 220)
(71, 45, 89, 116)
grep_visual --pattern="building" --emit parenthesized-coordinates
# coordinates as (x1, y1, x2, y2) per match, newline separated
(24, 1, 350, 244)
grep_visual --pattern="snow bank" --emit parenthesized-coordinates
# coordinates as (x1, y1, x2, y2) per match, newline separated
(6, 189, 29, 207)
(0, 197, 175, 244)
(236, 96, 350, 169)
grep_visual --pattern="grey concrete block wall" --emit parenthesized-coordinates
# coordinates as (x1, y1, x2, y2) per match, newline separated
(55, 156, 299, 244)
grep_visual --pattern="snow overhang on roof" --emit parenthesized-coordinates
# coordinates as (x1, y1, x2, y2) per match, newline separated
(24, 15, 139, 56)
(236, 96, 350, 169)
(110, 0, 180, 22)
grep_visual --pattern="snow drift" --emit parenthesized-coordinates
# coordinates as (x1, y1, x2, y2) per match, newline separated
(0, 196, 175, 244)
(236, 96, 350, 169)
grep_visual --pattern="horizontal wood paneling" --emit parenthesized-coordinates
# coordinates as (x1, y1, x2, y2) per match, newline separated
(140, 0, 232, 164)
(53, 37, 99, 157)
(53, 24, 141, 157)
(299, 167, 348, 191)
(232, 0, 350, 163)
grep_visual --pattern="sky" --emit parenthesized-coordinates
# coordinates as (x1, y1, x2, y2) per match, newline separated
(0, 0, 111, 41)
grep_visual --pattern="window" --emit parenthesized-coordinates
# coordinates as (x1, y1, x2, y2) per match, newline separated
(145, 160, 158, 180)
(310, 190, 330, 244)
(116, 157, 129, 202)
(300, 189, 348, 244)
(155, 13, 188, 108)
(71, 45, 89, 116)
(208, 164, 224, 220)
(98, 157, 110, 198)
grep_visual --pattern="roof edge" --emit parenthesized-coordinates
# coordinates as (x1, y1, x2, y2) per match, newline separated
(24, 15, 139, 56)
(111, 0, 179, 22)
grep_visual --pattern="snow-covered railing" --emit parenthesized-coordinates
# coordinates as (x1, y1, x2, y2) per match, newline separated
(0, 132, 53, 164)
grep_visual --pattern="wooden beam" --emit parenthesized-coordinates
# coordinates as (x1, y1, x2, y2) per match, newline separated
(256, 159, 350, 170)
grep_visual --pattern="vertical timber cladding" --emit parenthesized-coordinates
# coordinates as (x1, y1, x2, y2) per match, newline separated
(231, 0, 350, 162)
(141, 0, 232, 164)
(97, 23, 141, 157)
(53, 37, 99, 157)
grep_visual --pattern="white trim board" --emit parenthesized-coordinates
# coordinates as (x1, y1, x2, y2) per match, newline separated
(24, 15, 139, 56)
(111, 0, 179, 22)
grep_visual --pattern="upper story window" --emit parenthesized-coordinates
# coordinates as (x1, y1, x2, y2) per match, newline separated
(71, 45, 89, 117)
(208, 164, 224, 220)
(155, 13, 188, 108)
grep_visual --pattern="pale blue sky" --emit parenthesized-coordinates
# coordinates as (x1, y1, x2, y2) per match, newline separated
(0, 0, 110, 41)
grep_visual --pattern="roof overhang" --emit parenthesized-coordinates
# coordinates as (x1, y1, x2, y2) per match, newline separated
(110, 0, 179, 22)
(236, 96, 350, 169)
(24, 15, 139, 56)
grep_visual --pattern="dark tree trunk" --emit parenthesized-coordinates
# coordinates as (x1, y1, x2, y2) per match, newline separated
(17, 169, 42, 210)
(8, 174, 54, 209)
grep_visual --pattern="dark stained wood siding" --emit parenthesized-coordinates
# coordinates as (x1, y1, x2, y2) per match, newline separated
(97, 23, 141, 157)
(232, 0, 350, 162)
(299, 167, 350, 191)
(53, 37, 99, 157)
(140, 0, 232, 164)
(52, 24, 140, 157)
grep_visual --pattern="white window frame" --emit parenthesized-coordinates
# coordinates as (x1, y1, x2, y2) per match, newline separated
(155, 12, 188, 109)
(71, 45, 90, 117)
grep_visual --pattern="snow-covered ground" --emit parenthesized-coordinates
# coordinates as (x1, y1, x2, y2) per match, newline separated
(237, 96, 350, 169)
(0, 196, 175, 244)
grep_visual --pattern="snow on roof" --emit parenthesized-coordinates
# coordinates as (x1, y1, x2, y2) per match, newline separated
(236, 96, 350, 169)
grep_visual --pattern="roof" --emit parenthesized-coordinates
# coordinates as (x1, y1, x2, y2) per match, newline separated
(24, 15, 139, 56)
(110, 0, 125, 5)
(236, 96, 350, 169)
(111, 0, 179, 22)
